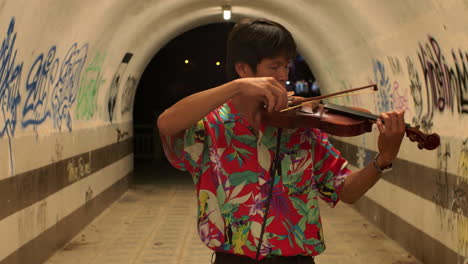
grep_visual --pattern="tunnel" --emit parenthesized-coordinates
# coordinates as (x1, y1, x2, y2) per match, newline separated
(0, 1, 467, 263)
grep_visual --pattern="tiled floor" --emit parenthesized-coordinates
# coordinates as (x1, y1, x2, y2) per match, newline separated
(45, 161, 422, 264)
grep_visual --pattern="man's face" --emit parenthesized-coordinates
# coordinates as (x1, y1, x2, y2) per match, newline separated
(238, 56, 291, 88)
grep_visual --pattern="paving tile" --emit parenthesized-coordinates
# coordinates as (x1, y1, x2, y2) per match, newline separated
(45, 162, 422, 264)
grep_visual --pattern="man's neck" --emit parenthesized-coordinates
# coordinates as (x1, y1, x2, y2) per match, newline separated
(231, 95, 263, 132)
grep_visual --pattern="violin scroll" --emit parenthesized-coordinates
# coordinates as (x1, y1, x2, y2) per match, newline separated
(405, 126, 440, 150)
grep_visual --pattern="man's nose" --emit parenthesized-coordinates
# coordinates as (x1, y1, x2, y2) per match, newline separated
(277, 68, 289, 86)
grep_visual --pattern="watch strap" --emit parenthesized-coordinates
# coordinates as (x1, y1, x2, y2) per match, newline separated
(373, 153, 392, 174)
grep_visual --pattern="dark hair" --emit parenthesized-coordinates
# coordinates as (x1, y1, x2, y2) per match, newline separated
(226, 18, 297, 81)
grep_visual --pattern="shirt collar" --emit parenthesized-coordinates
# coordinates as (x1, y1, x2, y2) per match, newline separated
(226, 99, 268, 136)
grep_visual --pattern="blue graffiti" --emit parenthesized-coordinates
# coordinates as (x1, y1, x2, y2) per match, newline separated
(0, 17, 23, 175)
(51, 43, 88, 131)
(23, 43, 88, 131)
(22, 46, 58, 129)
(373, 59, 394, 113)
(0, 17, 23, 139)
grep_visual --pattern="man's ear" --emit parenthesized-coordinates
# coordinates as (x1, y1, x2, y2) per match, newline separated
(235, 62, 254, 78)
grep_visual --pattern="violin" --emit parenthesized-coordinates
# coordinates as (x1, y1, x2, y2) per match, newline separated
(261, 84, 440, 151)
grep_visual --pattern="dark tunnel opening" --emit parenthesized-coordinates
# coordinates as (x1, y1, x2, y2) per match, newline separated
(132, 22, 320, 181)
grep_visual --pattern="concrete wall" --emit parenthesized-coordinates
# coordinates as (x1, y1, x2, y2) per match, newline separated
(0, 0, 466, 263)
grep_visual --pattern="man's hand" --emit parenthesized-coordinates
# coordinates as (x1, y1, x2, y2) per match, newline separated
(376, 110, 406, 167)
(236, 77, 288, 112)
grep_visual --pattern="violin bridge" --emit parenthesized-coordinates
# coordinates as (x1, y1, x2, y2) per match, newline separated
(298, 101, 320, 114)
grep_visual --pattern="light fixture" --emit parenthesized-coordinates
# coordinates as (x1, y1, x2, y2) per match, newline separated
(222, 5, 231, 20)
(185, 59, 189, 64)
(216, 61, 221, 66)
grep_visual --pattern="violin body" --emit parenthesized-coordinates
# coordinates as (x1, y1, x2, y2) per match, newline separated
(262, 101, 440, 150)
(262, 104, 374, 137)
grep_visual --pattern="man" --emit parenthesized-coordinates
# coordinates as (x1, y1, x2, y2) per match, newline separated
(157, 18, 405, 264)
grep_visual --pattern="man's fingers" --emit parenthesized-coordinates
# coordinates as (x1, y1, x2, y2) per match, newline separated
(376, 118, 385, 133)
(389, 111, 398, 132)
(252, 77, 288, 111)
(269, 86, 282, 111)
(397, 110, 406, 131)
(279, 89, 288, 110)
(268, 82, 288, 111)
(389, 111, 404, 133)
(381, 110, 406, 134)
(264, 91, 275, 112)
(269, 77, 285, 90)
(380, 112, 390, 132)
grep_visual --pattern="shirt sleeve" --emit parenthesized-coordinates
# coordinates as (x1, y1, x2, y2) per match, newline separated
(312, 129, 351, 208)
(160, 119, 206, 173)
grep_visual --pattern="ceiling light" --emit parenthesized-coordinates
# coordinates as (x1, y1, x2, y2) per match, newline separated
(223, 5, 231, 20)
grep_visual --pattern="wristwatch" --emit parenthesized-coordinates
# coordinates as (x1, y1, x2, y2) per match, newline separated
(373, 152, 393, 174)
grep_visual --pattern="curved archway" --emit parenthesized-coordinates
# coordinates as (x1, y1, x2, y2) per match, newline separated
(124, 1, 364, 115)
(132, 20, 318, 171)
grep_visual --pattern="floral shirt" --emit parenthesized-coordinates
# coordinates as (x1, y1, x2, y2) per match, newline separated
(161, 100, 350, 260)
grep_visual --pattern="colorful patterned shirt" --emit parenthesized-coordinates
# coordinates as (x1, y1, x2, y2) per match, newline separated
(161, 100, 351, 260)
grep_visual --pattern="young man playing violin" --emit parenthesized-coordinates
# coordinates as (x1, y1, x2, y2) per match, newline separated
(157, 18, 406, 264)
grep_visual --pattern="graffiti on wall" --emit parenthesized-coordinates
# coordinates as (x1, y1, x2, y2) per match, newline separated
(373, 36, 468, 135)
(454, 136, 468, 259)
(431, 141, 468, 258)
(22, 42, 88, 132)
(416, 36, 468, 263)
(0, 17, 90, 138)
(0, 17, 89, 174)
(76, 52, 106, 120)
(387, 56, 403, 75)
(22, 46, 57, 133)
(120, 76, 137, 115)
(116, 128, 129, 142)
(373, 59, 394, 113)
(372, 59, 410, 117)
(0, 17, 22, 138)
(412, 39, 468, 257)
(460, 139, 468, 184)
(67, 155, 91, 183)
(406, 56, 435, 131)
(417, 36, 468, 115)
(108, 53, 133, 122)
(455, 189, 468, 258)
(0, 17, 23, 174)
(433, 142, 451, 224)
(52, 43, 88, 131)
(391, 81, 410, 113)
(456, 137, 468, 259)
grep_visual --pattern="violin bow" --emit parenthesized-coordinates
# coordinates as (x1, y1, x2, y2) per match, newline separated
(281, 84, 378, 112)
